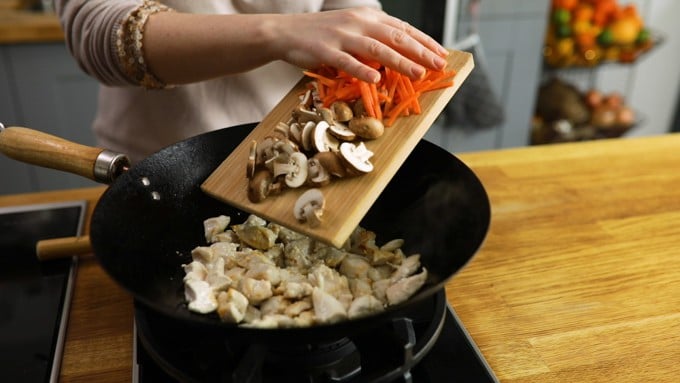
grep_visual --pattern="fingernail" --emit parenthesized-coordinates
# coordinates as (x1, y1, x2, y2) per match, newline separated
(434, 55, 447, 69)
(439, 46, 450, 56)
(411, 65, 426, 79)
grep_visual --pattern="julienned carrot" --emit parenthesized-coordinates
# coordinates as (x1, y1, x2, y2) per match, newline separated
(304, 60, 456, 126)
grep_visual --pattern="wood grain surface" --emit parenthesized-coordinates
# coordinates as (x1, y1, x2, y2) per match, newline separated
(202, 50, 474, 248)
(2, 133, 679, 382)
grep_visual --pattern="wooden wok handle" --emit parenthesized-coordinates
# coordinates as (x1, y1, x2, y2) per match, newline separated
(36, 235, 93, 261)
(0, 125, 130, 183)
(0, 126, 104, 181)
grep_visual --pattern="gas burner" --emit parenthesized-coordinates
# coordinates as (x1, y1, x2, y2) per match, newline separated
(134, 290, 450, 383)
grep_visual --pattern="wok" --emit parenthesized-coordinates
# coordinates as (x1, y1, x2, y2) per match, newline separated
(0, 123, 490, 344)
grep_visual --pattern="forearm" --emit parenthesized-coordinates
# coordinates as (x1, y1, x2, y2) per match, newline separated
(143, 12, 283, 84)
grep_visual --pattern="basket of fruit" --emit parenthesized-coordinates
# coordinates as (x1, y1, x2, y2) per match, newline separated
(543, 0, 660, 68)
(530, 77, 640, 144)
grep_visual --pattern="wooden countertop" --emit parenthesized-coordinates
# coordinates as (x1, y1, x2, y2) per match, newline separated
(1, 134, 679, 382)
(0, 9, 63, 44)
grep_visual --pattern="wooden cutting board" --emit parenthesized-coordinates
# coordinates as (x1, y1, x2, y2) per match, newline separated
(202, 50, 474, 248)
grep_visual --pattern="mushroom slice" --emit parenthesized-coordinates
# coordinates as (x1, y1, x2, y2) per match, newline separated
(273, 152, 308, 188)
(307, 157, 331, 186)
(301, 121, 316, 152)
(312, 121, 339, 153)
(292, 104, 320, 124)
(289, 122, 303, 146)
(293, 188, 325, 227)
(248, 168, 273, 203)
(327, 121, 357, 142)
(313, 151, 348, 178)
(339, 142, 374, 174)
(246, 140, 257, 179)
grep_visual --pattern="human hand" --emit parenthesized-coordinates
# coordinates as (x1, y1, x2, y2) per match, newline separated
(269, 7, 450, 83)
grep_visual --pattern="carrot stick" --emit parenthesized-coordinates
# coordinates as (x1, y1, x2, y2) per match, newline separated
(359, 81, 376, 118)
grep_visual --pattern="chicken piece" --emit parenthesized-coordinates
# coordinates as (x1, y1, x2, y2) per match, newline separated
(386, 268, 428, 305)
(339, 254, 371, 279)
(367, 264, 394, 282)
(312, 287, 348, 324)
(348, 277, 373, 297)
(243, 305, 261, 323)
(211, 241, 240, 259)
(348, 295, 384, 319)
(270, 223, 306, 243)
(313, 245, 347, 268)
(264, 243, 285, 267)
(182, 261, 208, 282)
(191, 246, 214, 264)
(238, 277, 273, 305)
(234, 225, 277, 250)
(278, 268, 309, 284)
(204, 215, 230, 243)
(294, 310, 316, 327)
(284, 298, 312, 317)
(380, 239, 404, 252)
(259, 295, 290, 316)
(216, 288, 249, 323)
(213, 230, 239, 244)
(207, 275, 233, 292)
(390, 254, 421, 283)
(225, 266, 246, 285)
(250, 314, 297, 329)
(284, 238, 314, 269)
(371, 279, 391, 304)
(185, 279, 218, 314)
(275, 281, 313, 299)
(308, 264, 351, 300)
(245, 262, 281, 286)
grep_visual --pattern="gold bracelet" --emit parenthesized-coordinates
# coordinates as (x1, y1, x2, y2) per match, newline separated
(115, 0, 174, 89)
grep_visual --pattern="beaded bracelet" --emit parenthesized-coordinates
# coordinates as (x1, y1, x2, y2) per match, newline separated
(115, 0, 174, 89)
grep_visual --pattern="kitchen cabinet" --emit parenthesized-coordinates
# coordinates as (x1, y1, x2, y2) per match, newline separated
(0, 42, 100, 195)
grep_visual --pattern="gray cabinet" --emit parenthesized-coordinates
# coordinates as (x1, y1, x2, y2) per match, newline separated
(0, 43, 99, 195)
(424, 0, 550, 153)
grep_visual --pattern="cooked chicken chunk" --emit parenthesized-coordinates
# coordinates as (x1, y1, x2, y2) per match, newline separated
(348, 294, 384, 319)
(312, 287, 347, 324)
(184, 279, 217, 314)
(386, 268, 428, 305)
(217, 288, 249, 323)
(204, 215, 230, 243)
(238, 277, 273, 305)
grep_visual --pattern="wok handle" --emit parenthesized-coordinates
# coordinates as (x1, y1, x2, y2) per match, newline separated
(36, 235, 93, 261)
(0, 125, 130, 183)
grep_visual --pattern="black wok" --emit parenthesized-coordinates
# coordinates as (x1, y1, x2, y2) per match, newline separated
(0, 123, 490, 344)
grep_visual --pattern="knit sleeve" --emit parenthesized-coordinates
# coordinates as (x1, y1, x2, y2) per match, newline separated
(55, 0, 172, 88)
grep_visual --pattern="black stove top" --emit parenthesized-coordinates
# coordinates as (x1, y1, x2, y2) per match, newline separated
(133, 290, 497, 383)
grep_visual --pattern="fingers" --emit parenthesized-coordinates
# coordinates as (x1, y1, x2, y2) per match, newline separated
(338, 9, 449, 81)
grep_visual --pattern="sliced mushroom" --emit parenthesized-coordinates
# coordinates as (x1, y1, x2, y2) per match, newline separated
(273, 151, 308, 188)
(301, 121, 316, 152)
(272, 122, 290, 140)
(246, 140, 257, 179)
(339, 142, 374, 175)
(306, 157, 331, 187)
(289, 122, 303, 146)
(312, 121, 339, 153)
(248, 168, 273, 203)
(313, 151, 348, 178)
(327, 121, 357, 142)
(292, 104, 320, 124)
(348, 116, 384, 140)
(293, 188, 326, 227)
